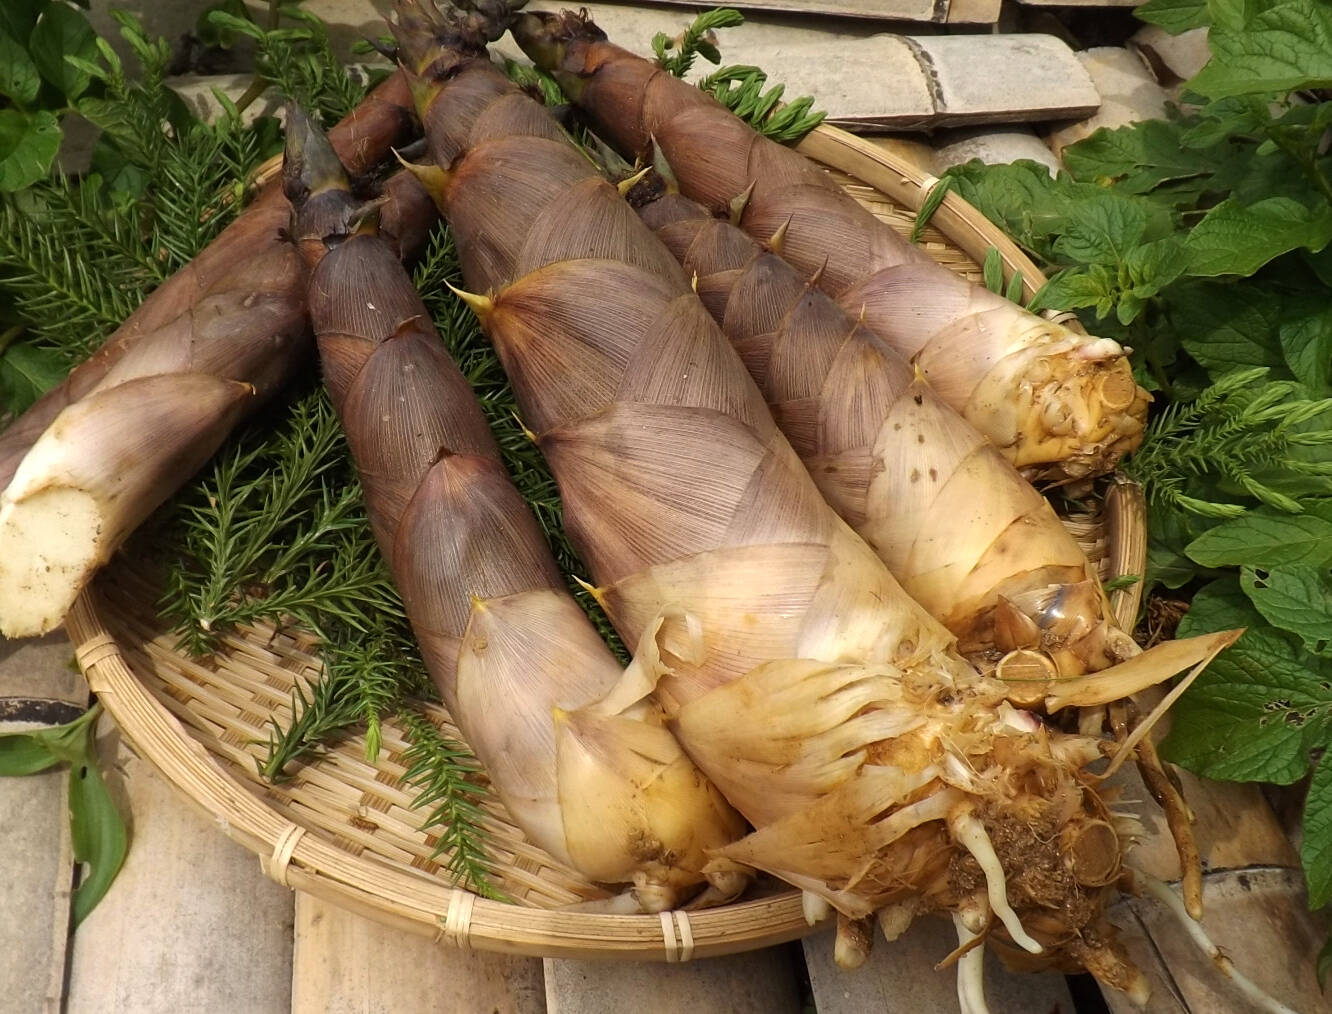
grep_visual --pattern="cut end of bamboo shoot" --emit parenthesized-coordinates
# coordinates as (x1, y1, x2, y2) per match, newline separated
(0, 486, 103, 637)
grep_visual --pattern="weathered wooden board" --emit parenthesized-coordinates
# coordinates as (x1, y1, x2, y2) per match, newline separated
(625, 0, 1001, 25)
(0, 633, 86, 1014)
(292, 892, 547, 1014)
(64, 737, 295, 1014)
(544, 946, 806, 1014)
(803, 920, 1076, 1013)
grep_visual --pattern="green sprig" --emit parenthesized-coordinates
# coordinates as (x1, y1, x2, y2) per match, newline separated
(652, 8, 744, 78)
(698, 64, 826, 144)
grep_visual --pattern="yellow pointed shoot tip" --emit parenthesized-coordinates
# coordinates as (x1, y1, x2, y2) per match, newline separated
(690, 272, 700, 294)
(765, 212, 793, 255)
(616, 166, 651, 196)
(445, 281, 495, 323)
(510, 411, 538, 444)
(572, 574, 610, 608)
(728, 181, 757, 226)
(392, 149, 451, 204)
(551, 705, 570, 726)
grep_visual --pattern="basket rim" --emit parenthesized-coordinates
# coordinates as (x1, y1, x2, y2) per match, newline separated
(67, 121, 1148, 961)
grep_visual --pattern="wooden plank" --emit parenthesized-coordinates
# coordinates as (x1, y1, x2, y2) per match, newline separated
(544, 946, 805, 1014)
(64, 739, 295, 1014)
(1103, 869, 1330, 1013)
(803, 920, 1076, 1013)
(0, 632, 86, 1014)
(292, 892, 546, 1014)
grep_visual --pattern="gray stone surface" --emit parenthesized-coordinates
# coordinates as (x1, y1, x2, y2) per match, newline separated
(0, 633, 87, 1014)
(65, 738, 295, 1014)
(803, 918, 1076, 1014)
(910, 33, 1100, 128)
(544, 946, 804, 1014)
(1048, 47, 1169, 157)
(933, 127, 1060, 174)
(1131, 25, 1212, 85)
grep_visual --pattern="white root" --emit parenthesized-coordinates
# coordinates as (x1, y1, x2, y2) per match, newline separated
(953, 913, 992, 1014)
(803, 890, 832, 926)
(1135, 870, 1300, 1014)
(949, 810, 1043, 954)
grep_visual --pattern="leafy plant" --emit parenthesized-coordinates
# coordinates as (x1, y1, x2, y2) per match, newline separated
(0, 705, 128, 925)
(948, 0, 1332, 949)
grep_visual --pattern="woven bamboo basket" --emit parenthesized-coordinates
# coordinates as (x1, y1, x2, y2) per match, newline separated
(64, 124, 1149, 962)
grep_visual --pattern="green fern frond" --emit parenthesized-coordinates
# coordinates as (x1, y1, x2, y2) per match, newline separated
(653, 8, 744, 78)
(699, 64, 826, 143)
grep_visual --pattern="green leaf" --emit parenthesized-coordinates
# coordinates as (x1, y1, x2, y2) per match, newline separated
(1162, 611, 1332, 783)
(0, 108, 60, 192)
(0, 0, 42, 43)
(982, 246, 1004, 295)
(1062, 120, 1207, 196)
(0, 26, 41, 105)
(1304, 750, 1332, 909)
(1187, 504, 1332, 568)
(1176, 575, 1264, 638)
(1189, 0, 1332, 98)
(0, 340, 66, 416)
(1185, 197, 1332, 277)
(0, 733, 62, 776)
(1052, 195, 1151, 265)
(1242, 564, 1332, 652)
(1033, 266, 1114, 314)
(1172, 281, 1286, 375)
(1147, 538, 1198, 590)
(1135, 0, 1211, 33)
(910, 176, 952, 244)
(67, 731, 128, 925)
(1278, 302, 1332, 393)
(29, 2, 99, 100)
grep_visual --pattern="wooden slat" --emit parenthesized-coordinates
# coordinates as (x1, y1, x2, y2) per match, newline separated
(803, 921, 1076, 1013)
(544, 946, 806, 1014)
(0, 633, 86, 1014)
(292, 892, 547, 1014)
(64, 739, 295, 1014)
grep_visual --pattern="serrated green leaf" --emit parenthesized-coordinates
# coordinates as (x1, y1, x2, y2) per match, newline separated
(1146, 538, 1198, 590)
(1185, 197, 1332, 277)
(1242, 564, 1332, 652)
(1188, 505, 1332, 568)
(1062, 120, 1208, 196)
(1136, 0, 1211, 33)
(1052, 195, 1152, 265)
(1303, 750, 1332, 909)
(1162, 612, 1332, 783)
(0, 733, 62, 776)
(1278, 301, 1332, 393)
(0, 108, 60, 192)
(0, 25, 40, 105)
(29, 2, 98, 100)
(1032, 266, 1112, 313)
(1207, 0, 1257, 31)
(0, 340, 66, 416)
(1172, 281, 1286, 375)
(1189, 0, 1332, 98)
(1176, 576, 1265, 638)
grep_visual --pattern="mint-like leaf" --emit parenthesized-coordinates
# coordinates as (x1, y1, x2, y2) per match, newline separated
(1172, 281, 1286, 375)
(29, 2, 99, 101)
(1053, 195, 1154, 265)
(0, 26, 40, 105)
(1188, 506, 1332, 568)
(1278, 300, 1332, 393)
(1062, 120, 1207, 196)
(1136, 0, 1211, 33)
(1161, 621, 1332, 783)
(0, 340, 65, 416)
(1185, 197, 1332, 277)
(0, 108, 60, 192)
(1304, 750, 1332, 909)
(1242, 564, 1332, 653)
(1189, 0, 1332, 98)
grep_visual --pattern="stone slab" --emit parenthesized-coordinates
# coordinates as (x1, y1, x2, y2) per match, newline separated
(910, 33, 1100, 128)
(933, 127, 1060, 173)
(292, 892, 546, 1014)
(1048, 46, 1169, 157)
(544, 945, 805, 1014)
(1131, 26, 1211, 85)
(803, 920, 1076, 1014)
(65, 735, 295, 1014)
